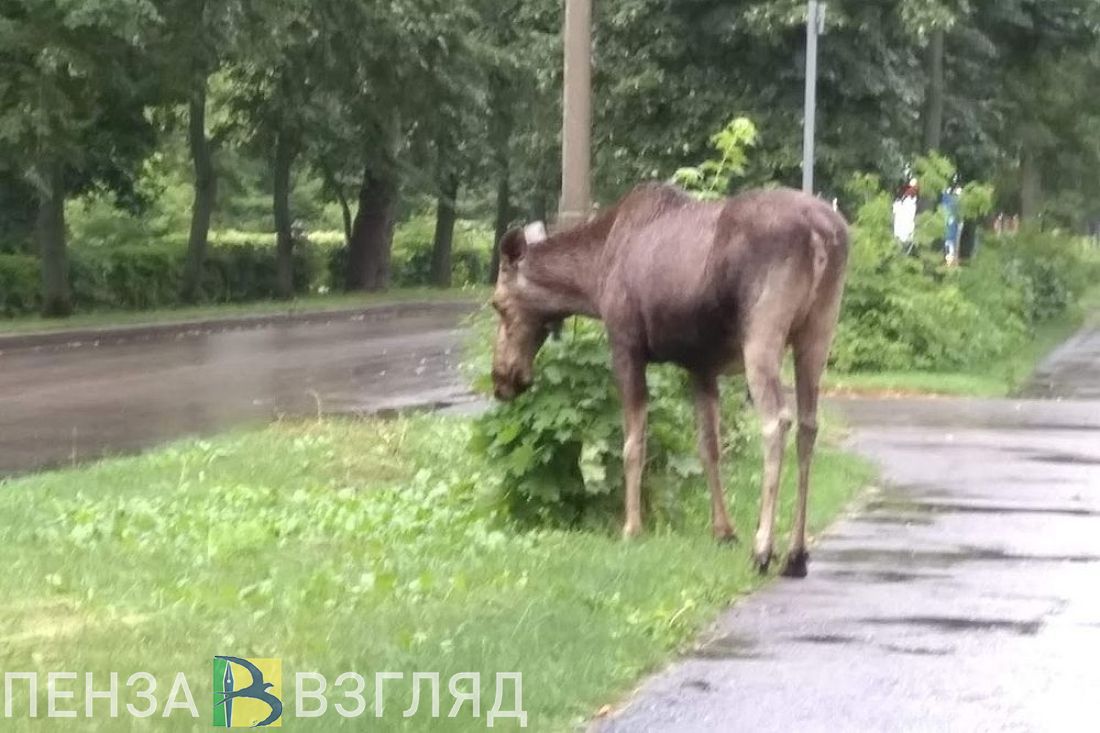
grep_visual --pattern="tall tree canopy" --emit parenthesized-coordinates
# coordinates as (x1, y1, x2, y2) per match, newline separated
(2, 0, 1098, 314)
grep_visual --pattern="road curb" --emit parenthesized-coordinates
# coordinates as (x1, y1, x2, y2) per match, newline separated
(0, 299, 481, 353)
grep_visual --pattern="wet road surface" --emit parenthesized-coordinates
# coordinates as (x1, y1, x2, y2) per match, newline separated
(0, 303, 476, 475)
(600, 323, 1100, 732)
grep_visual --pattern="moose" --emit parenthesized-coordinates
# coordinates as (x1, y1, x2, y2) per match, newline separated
(490, 183, 848, 576)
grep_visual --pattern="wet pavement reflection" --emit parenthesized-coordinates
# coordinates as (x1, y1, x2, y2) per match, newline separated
(0, 304, 475, 475)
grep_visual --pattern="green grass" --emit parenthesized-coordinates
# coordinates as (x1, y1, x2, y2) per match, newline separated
(826, 286, 1100, 398)
(0, 286, 486, 336)
(0, 414, 870, 731)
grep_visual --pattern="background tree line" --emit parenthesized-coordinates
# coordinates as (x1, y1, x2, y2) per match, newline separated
(1, 0, 1098, 316)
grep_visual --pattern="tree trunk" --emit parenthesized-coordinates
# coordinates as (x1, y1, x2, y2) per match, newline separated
(36, 160, 71, 317)
(273, 129, 296, 300)
(318, 163, 353, 248)
(922, 27, 945, 153)
(182, 79, 216, 303)
(430, 173, 459, 288)
(490, 171, 510, 283)
(346, 168, 397, 291)
(336, 188, 353, 248)
(1020, 148, 1043, 223)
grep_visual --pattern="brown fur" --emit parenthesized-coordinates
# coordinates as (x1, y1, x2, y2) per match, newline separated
(491, 182, 849, 575)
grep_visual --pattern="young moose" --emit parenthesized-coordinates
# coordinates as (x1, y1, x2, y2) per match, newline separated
(490, 183, 848, 576)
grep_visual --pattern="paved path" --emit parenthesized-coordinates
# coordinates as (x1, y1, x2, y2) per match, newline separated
(600, 323, 1100, 732)
(0, 302, 475, 475)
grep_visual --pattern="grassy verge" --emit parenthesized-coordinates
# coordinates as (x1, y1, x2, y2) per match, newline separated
(0, 414, 870, 731)
(826, 285, 1100, 398)
(0, 286, 486, 336)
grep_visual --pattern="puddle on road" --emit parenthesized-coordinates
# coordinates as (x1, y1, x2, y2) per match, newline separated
(861, 615, 1042, 636)
(817, 546, 1100, 567)
(791, 632, 956, 657)
(1021, 451, 1100, 466)
(864, 498, 1100, 518)
(689, 634, 765, 660)
(681, 678, 714, 693)
(877, 642, 954, 657)
(792, 633, 858, 646)
(821, 569, 950, 584)
(855, 514, 935, 526)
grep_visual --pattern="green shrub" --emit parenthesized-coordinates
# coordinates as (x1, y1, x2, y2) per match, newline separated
(0, 238, 327, 316)
(831, 184, 1095, 373)
(469, 315, 750, 527)
(0, 254, 39, 315)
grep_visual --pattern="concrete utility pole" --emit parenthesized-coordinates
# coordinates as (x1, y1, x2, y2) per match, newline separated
(558, 0, 593, 230)
(802, 0, 824, 193)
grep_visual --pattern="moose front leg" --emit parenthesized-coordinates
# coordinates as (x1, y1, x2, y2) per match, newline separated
(614, 350, 648, 539)
(693, 374, 736, 543)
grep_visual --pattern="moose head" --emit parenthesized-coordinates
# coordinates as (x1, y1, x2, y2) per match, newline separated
(489, 222, 563, 401)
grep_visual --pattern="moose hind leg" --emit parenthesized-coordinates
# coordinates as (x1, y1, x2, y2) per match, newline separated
(745, 347, 791, 573)
(693, 374, 736, 543)
(782, 334, 830, 578)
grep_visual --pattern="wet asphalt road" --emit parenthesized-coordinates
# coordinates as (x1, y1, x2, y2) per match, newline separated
(600, 323, 1100, 732)
(0, 303, 475, 475)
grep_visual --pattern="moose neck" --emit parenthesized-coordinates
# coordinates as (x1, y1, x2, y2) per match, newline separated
(521, 210, 615, 319)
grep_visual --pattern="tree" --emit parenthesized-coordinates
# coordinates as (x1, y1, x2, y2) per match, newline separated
(593, 0, 928, 197)
(967, 0, 1100, 220)
(478, 0, 560, 281)
(153, 0, 240, 302)
(227, 0, 324, 298)
(302, 0, 485, 291)
(0, 0, 160, 315)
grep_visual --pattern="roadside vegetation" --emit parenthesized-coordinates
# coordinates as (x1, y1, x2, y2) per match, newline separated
(826, 167, 1100, 397)
(0, 414, 871, 731)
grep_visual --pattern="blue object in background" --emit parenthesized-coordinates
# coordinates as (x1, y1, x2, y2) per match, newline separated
(941, 190, 961, 257)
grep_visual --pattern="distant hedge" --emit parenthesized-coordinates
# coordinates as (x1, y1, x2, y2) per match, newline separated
(0, 216, 493, 316)
(0, 241, 324, 315)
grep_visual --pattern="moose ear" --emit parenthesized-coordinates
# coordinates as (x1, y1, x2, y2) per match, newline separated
(500, 228, 527, 267)
(523, 221, 547, 244)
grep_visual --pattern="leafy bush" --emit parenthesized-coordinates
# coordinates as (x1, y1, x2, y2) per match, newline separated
(469, 316, 750, 527)
(0, 254, 40, 315)
(0, 239, 327, 315)
(671, 117, 758, 197)
(831, 179, 1095, 373)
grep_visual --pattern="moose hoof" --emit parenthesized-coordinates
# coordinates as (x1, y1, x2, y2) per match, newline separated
(622, 524, 643, 541)
(753, 549, 773, 575)
(714, 527, 739, 546)
(781, 550, 810, 579)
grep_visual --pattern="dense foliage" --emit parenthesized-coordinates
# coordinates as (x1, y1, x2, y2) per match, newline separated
(471, 319, 751, 527)
(2, 0, 1099, 315)
(832, 177, 1098, 373)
